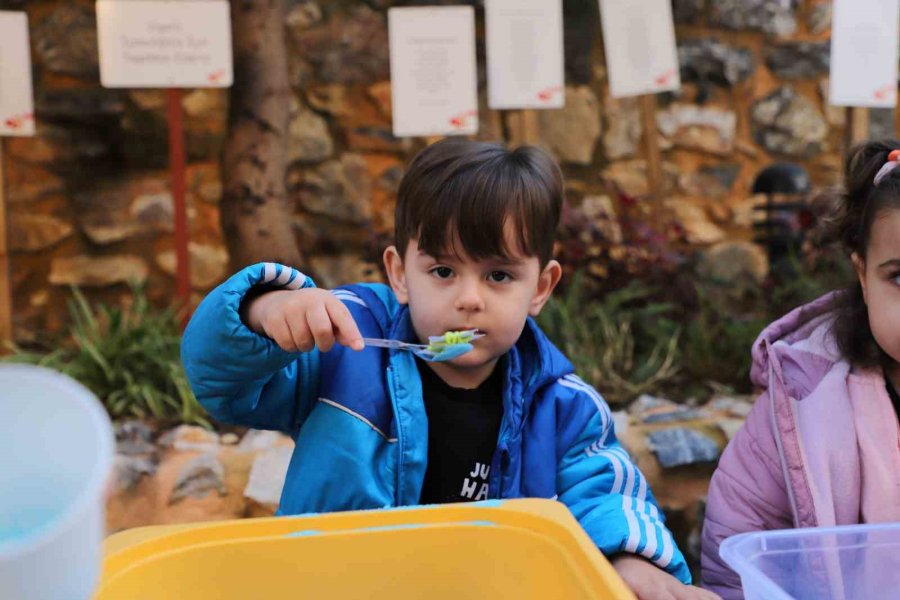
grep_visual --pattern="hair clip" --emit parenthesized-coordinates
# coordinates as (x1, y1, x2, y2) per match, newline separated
(874, 149, 900, 186)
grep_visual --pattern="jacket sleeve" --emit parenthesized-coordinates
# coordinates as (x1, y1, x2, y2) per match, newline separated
(181, 262, 321, 435)
(555, 376, 692, 585)
(700, 392, 794, 599)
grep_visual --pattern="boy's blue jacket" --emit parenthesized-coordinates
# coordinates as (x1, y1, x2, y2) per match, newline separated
(182, 263, 690, 583)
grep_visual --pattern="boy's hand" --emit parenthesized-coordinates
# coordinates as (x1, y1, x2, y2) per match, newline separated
(612, 555, 721, 600)
(245, 289, 365, 353)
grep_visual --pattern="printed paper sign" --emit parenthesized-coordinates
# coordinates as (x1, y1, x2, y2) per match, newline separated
(599, 0, 681, 98)
(0, 12, 35, 137)
(97, 0, 233, 88)
(389, 7, 478, 137)
(829, 0, 900, 108)
(486, 0, 565, 109)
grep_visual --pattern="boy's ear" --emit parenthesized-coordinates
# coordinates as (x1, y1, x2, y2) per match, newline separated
(383, 245, 409, 304)
(529, 259, 562, 317)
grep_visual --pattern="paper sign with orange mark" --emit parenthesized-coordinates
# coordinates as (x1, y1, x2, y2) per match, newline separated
(0, 11, 35, 137)
(486, 0, 565, 110)
(96, 0, 232, 89)
(599, 0, 681, 99)
(829, 0, 899, 108)
(389, 7, 478, 137)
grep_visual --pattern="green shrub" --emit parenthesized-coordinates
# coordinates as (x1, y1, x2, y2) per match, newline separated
(539, 275, 681, 406)
(5, 285, 209, 427)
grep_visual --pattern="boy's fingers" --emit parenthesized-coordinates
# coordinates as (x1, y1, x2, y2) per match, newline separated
(326, 298, 364, 351)
(286, 314, 314, 353)
(270, 317, 299, 353)
(305, 302, 335, 352)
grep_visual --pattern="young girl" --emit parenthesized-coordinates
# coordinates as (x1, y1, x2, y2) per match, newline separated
(701, 140, 900, 598)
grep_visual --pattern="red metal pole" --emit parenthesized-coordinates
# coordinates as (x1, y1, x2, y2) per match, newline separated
(166, 88, 190, 327)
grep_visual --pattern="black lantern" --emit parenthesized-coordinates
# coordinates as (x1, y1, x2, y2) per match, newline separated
(751, 164, 812, 277)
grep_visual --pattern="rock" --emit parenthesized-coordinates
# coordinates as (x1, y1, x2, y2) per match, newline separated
(74, 176, 174, 244)
(666, 199, 726, 244)
(113, 455, 158, 493)
(710, 0, 798, 37)
(243, 446, 293, 507)
(286, 0, 323, 33)
(181, 89, 226, 119)
(647, 427, 721, 468)
(870, 108, 895, 140)
(6, 165, 65, 204)
(309, 253, 383, 289)
(766, 42, 830, 80)
(8, 214, 73, 252)
(306, 84, 355, 118)
(169, 453, 227, 503)
(579, 195, 623, 244)
(642, 408, 706, 425)
(808, 2, 831, 35)
(678, 39, 754, 88)
(367, 81, 392, 119)
(563, 0, 599, 85)
(33, 5, 99, 78)
(130, 90, 166, 111)
(111, 420, 159, 492)
(698, 241, 770, 286)
(291, 6, 389, 85)
(114, 420, 157, 457)
(221, 433, 240, 445)
(603, 160, 680, 197)
(673, 0, 705, 23)
(237, 429, 290, 454)
(751, 87, 828, 158)
(819, 78, 847, 127)
(159, 425, 220, 453)
(295, 154, 372, 223)
(657, 104, 736, 155)
(35, 89, 126, 123)
(717, 419, 745, 441)
(49, 255, 148, 287)
(629, 394, 679, 416)
(346, 126, 408, 153)
(156, 243, 229, 290)
(612, 411, 631, 442)
(603, 97, 642, 160)
(288, 98, 334, 164)
(536, 86, 601, 165)
(679, 164, 741, 199)
(706, 395, 754, 418)
(7, 124, 109, 166)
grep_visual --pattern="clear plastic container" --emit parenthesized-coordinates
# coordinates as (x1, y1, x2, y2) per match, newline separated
(94, 499, 636, 600)
(0, 365, 114, 600)
(720, 523, 900, 600)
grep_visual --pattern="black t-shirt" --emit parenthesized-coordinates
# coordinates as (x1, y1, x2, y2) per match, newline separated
(416, 359, 504, 504)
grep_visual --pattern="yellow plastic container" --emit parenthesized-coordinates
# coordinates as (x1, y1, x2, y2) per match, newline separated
(94, 499, 635, 599)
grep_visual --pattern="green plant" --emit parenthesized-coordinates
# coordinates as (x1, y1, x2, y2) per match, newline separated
(539, 275, 682, 406)
(5, 285, 209, 427)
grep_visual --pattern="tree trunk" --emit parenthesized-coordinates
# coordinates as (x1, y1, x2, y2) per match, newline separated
(221, 0, 302, 272)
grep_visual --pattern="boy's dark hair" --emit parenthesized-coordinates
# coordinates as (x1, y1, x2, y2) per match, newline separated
(394, 139, 564, 267)
(823, 139, 900, 368)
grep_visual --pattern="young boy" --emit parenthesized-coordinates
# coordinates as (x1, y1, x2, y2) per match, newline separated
(183, 139, 715, 600)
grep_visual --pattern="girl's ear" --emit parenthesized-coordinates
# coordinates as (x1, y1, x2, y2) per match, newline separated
(852, 252, 868, 304)
(384, 245, 409, 304)
(529, 260, 562, 317)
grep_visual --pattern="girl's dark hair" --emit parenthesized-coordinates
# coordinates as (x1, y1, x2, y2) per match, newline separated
(825, 139, 900, 367)
(394, 138, 563, 267)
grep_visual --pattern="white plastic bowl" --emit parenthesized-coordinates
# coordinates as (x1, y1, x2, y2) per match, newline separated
(0, 364, 114, 600)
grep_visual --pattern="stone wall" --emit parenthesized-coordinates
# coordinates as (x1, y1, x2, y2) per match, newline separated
(4, 0, 875, 339)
